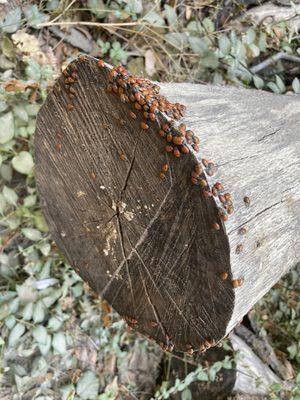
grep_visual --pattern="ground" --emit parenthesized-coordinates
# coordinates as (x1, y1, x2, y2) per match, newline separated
(0, 1, 299, 399)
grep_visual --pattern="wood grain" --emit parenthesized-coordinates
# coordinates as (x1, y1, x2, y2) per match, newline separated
(34, 55, 300, 353)
(161, 82, 300, 334)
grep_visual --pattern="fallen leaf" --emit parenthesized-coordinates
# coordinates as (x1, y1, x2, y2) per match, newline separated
(3, 79, 39, 93)
(12, 30, 48, 64)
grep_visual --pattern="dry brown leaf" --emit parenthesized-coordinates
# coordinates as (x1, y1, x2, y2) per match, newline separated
(2, 80, 39, 93)
(12, 30, 49, 65)
(101, 299, 112, 314)
(101, 299, 112, 327)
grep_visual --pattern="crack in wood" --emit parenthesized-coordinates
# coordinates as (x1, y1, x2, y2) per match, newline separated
(228, 200, 283, 235)
(136, 249, 204, 338)
(219, 154, 260, 167)
(98, 140, 174, 300)
(140, 270, 168, 339)
(125, 233, 204, 341)
(120, 138, 139, 198)
(116, 211, 136, 312)
(258, 128, 281, 142)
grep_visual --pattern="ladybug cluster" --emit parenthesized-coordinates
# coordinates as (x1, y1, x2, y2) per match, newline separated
(98, 61, 201, 158)
(98, 61, 235, 226)
(63, 67, 78, 110)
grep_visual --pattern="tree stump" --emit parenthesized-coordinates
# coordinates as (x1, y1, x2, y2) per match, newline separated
(34, 55, 300, 354)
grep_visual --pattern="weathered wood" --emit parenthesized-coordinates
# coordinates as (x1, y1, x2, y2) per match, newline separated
(231, 334, 282, 396)
(34, 55, 300, 354)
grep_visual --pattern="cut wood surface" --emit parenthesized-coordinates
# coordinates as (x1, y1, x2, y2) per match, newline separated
(34, 55, 300, 354)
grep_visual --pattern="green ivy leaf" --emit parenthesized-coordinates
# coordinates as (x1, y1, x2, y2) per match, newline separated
(5, 315, 16, 329)
(2, 36, 15, 59)
(186, 21, 202, 34)
(197, 370, 208, 381)
(39, 242, 51, 256)
(287, 343, 297, 359)
(8, 297, 19, 313)
(33, 301, 46, 323)
(60, 383, 75, 400)
(22, 302, 33, 320)
(164, 5, 177, 27)
(0, 193, 7, 214)
(142, 11, 165, 27)
(245, 28, 256, 45)
(275, 75, 286, 93)
(181, 388, 192, 400)
(267, 81, 280, 94)
(76, 371, 100, 400)
(23, 5, 49, 28)
(222, 356, 233, 369)
(258, 32, 267, 52)
(230, 31, 238, 46)
(0, 8, 21, 33)
(3, 216, 21, 229)
(23, 194, 37, 207)
(208, 368, 217, 381)
(201, 52, 219, 69)
(27, 119, 36, 136)
(0, 112, 14, 144)
(25, 103, 40, 117)
(3, 186, 18, 206)
(38, 332, 52, 355)
(48, 316, 63, 332)
(21, 228, 42, 242)
(13, 105, 28, 123)
(165, 33, 188, 49)
(12, 151, 34, 175)
(270, 383, 282, 393)
(0, 100, 8, 113)
(32, 325, 48, 345)
(109, 41, 128, 63)
(26, 59, 41, 81)
(218, 35, 231, 56)
(188, 36, 208, 56)
(253, 75, 264, 89)
(234, 41, 246, 60)
(292, 78, 300, 94)
(213, 72, 223, 85)
(202, 18, 215, 34)
(249, 43, 260, 57)
(8, 323, 25, 346)
(33, 211, 48, 232)
(126, 0, 143, 15)
(52, 332, 67, 354)
(87, 0, 107, 18)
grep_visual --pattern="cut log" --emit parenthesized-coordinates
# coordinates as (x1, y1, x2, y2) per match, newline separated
(34, 55, 300, 354)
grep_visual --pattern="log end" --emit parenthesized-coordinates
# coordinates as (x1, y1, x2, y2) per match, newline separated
(34, 55, 235, 353)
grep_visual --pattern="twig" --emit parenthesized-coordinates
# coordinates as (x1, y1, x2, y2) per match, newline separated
(250, 52, 300, 74)
(37, 21, 143, 28)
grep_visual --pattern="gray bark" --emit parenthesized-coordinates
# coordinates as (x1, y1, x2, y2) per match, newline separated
(159, 82, 300, 336)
